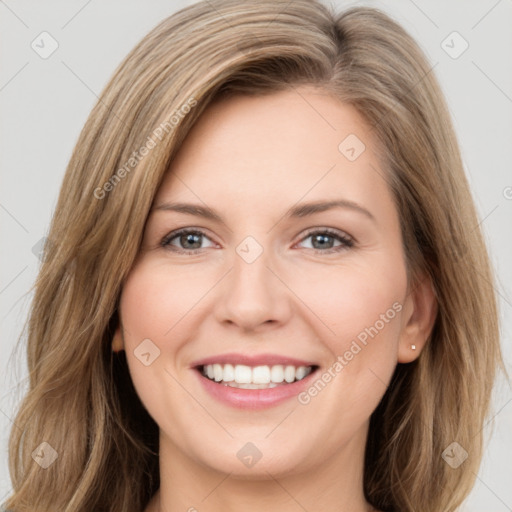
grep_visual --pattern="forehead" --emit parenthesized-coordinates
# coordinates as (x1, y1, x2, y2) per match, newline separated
(154, 88, 392, 218)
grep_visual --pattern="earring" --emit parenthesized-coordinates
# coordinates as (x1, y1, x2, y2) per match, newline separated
(411, 344, 417, 350)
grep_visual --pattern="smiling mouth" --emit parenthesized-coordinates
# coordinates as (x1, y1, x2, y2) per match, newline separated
(198, 363, 318, 389)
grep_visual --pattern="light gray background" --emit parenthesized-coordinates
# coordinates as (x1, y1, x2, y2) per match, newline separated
(1, 0, 511, 510)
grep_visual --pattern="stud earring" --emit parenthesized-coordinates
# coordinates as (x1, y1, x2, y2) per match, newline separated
(411, 344, 417, 350)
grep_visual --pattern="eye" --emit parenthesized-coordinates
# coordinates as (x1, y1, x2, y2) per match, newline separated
(161, 228, 216, 253)
(296, 228, 354, 253)
(160, 227, 354, 255)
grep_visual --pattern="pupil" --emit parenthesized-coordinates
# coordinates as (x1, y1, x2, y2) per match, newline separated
(313, 234, 332, 249)
(182, 233, 201, 249)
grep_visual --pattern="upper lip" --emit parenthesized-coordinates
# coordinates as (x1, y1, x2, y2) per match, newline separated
(190, 352, 317, 369)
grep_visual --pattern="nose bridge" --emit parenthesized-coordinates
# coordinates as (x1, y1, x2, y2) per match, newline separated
(215, 234, 291, 331)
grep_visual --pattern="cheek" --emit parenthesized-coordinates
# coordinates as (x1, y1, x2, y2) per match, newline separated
(117, 262, 207, 435)
(117, 262, 189, 394)
(289, 260, 406, 409)
(309, 308, 402, 436)
(290, 258, 406, 346)
(119, 260, 212, 344)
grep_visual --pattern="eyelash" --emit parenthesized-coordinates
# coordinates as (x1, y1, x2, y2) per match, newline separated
(160, 227, 355, 255)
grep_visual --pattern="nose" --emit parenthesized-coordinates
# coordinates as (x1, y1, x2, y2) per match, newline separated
(214, 243, 293, 333)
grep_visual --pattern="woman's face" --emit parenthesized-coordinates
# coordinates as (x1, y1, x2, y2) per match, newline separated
(115, 87, 427, 478)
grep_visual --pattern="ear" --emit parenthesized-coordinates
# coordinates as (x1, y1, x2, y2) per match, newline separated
(112, 324, 125, 353)
(398, 273, 438, 363)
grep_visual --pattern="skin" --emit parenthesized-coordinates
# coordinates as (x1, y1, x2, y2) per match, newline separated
(112, 87, 437, 512)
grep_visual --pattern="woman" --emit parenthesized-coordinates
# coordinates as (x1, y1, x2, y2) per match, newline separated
(4, 1, 503, 511)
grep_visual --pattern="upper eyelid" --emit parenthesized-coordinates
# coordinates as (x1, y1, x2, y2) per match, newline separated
(299, 226, 353, 240)
(162, 227, 217, 245)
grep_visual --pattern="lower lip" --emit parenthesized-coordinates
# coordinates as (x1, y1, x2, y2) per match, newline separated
(194, 369, 318, 410)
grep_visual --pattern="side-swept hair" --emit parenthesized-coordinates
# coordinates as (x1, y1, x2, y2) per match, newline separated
(4, 1, 502, 511)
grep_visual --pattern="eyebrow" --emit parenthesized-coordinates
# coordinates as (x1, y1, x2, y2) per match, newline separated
(152, 199, 376, 223)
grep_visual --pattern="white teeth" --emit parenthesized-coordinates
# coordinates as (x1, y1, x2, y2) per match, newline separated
(252, 365, 270, 384)
(223, 363, 235, 382)
(213, 364, 223, 382)
(201, 363, 313, 386)
(234, 365, 252, 384)
(224, 382, 279, 389)
(295, 366, 309, 380)
(284, 365, 295, 383)
(270, 365, 284, 383)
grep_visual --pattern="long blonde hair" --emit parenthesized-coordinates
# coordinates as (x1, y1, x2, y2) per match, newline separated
(4, 1, 502, 511)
